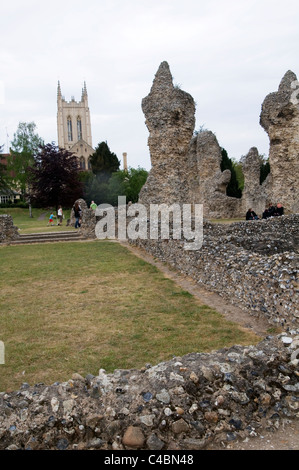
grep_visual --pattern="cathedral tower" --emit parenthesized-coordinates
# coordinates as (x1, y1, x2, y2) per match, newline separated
(57, 82, 94, 170)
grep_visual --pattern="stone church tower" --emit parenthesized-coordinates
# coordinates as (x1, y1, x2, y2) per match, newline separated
(57, 82, 94, 170)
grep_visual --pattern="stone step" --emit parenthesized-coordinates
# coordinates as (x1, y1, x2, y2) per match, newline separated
(18, 231, 80, 238)
(11, 231, 84, 245)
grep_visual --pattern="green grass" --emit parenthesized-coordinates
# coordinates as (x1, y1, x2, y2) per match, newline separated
(0, 207, 74, 233)
(0, 240, 261, 392)
(0, 207, 245, 233)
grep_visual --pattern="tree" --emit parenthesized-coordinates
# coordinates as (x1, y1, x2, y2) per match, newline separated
(82, 167, 148, 206)
(259, 154, 270, 184)
(7, 122, 44, 199)
(105, 167, 148, 205)
(90, 141, 120, 183)
(82, 173, 109, 206)
(221, 148, 242, 198)
(233, 160, 245, 191)
(122, 167, 148, 203)
(0, 145, 10, 194)
(29, 143, 83, 210)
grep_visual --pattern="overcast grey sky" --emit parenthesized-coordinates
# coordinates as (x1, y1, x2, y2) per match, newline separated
(1, 0, 298, 170)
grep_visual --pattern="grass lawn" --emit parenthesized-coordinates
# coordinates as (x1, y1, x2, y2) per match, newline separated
(0, 239, 261, 392)
(0, 207, 245, 234)
(0, 207, 74, 234)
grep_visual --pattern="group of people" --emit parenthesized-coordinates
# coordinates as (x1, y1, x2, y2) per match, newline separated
(47, 205, 64, 226)
(47, 200, 98, 228)
(262, 203, 284, 219)
(73, 200, 97, 228)
(245, 202, 284, 221)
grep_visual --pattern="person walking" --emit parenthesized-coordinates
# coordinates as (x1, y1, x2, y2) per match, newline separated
(57, 205, 63, 225)
(48, 212, 55, 226)
(73, 202, 82, 228)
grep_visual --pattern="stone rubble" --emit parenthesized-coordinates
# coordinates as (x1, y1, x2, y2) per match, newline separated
(0, 214, 19, 243)
(0, 330, 298, 450)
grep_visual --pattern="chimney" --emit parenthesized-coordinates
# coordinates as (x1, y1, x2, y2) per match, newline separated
(123, 152, 128, 171)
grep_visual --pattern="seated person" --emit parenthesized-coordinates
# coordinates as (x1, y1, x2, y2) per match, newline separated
(262, 203, 275, 219)
(274, 203, 284, 216)
(262, 207, 269, 219)
(246, 208, 259, 220)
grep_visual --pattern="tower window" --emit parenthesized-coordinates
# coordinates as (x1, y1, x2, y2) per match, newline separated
(67, 117, 73, 141)
(77, 116, 82, 140)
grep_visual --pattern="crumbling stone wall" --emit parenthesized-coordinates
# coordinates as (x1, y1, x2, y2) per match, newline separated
(69, 198, 97, 239)
(241, 147, 269, 216)
(188, 131, 242, 218)
(140, 62, 299, 218)
(139, 61, 196, 206)
(0, 330, 298, 450)
(73, 200, 298, 329)
(0, 214, 19, 243)
(129, 215, 299, 330)
(260, 70, 299, 214)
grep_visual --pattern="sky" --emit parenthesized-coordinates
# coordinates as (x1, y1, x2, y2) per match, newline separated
(1, 0, 299, 170)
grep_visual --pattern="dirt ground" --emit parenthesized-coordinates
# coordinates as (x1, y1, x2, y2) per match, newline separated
(209, 418, 299, 450)
(119, 241, 299, 451)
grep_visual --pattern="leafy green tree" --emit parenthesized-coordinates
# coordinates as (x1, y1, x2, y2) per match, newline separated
(83, 173, 109, 206)
(221, 148, 242, 198)
(7, 122, 44, 199)
(259, 154, 270, 184)
(122, 167, 148, 203)
(90, 141, 120, 183)
(105, 171, 126, 205)
(82, 167, 148, 206)
(105, 167, 148, 205)
(29, 143, 83, 211)
(0, 145, 10, 194)
(233, 160, 244, 191)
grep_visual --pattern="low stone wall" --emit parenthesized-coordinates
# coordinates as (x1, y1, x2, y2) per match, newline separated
(75, 204, 298, 329)
(129, 215, 299, 329)
(0, 214, 19, 243)
(1, 210, 298, 450)
(0, 330, 298, 450)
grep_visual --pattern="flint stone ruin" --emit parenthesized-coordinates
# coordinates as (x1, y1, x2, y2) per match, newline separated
(0, 64, 298, 451)
(0, 214, 19, 243)
(1, 330, 299, 450)
(260, 70, 299, 214)
(139, 61, 299, 218)
(139, 61, 196, 207)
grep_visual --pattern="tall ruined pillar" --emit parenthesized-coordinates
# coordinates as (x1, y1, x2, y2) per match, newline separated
(241, 147, 267, 216)
(138, 61, 196, 205)
(188, 130, 242, 218)
(260, 71, 299, 213)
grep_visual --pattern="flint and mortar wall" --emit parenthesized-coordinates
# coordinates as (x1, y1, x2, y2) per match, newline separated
(129, 215, 299, 330)
(0, 330, 298, 450)
(76, 201, 298, 330)
(0, 214, 19, 243)
(0, 208, 298, 450)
